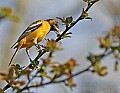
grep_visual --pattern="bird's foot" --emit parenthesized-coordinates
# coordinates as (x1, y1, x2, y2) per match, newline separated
(35, 44, 46, 51)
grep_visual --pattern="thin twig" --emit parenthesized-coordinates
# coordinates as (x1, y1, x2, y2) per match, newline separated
(56, 0, 99, 42)
(25, 71, 39, 87)
(18, 65, 92, 92)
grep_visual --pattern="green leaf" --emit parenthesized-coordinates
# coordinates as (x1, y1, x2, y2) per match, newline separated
(66, 16, 73, 23)
(105, 38, 111, 48)
(87, 53, 95, 63)
(0, 8, 12, 17)
(8, 15, 20, 22)
(94, 62, 100, 72)
(62, 32, 72, 39)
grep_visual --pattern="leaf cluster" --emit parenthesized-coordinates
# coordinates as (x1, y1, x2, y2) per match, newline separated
(87, 25, 120, 77)
(0, 7, 19, 22)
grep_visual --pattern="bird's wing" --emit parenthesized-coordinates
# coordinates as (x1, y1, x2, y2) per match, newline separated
(18, 20, 43, 42)
(11, 20, 42, 48)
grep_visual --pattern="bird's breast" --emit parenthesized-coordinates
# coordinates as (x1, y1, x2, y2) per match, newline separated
(19, 21, 51, 49)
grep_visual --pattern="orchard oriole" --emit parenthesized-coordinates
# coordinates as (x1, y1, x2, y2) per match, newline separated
(9, 19, 59, 66)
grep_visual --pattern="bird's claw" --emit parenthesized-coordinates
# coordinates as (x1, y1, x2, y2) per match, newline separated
(35, 44, 46, 52)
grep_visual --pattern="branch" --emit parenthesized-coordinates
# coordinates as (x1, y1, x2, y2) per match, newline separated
(56, 0, 99, 42)
(33, 0, 99, 62)
(3, 84, 10, 91)
(18, 65, 92, 92)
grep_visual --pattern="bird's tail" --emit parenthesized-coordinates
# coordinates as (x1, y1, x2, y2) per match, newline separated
(9, 48, 19, 66)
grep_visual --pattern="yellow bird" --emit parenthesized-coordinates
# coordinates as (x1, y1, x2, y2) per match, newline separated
(9, 19, 59, 66)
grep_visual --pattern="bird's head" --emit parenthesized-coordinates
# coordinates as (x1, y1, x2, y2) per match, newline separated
(46, 19, 60, 34)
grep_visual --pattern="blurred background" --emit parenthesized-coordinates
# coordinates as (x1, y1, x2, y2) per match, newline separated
(0, 0, 120, 93)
